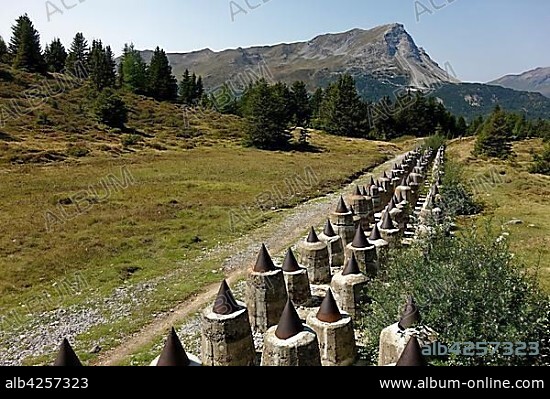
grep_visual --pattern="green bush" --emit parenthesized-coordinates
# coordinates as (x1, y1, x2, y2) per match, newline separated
(36, 112, 52, 126)
(440, 161, 483, 217)
(474, 106, 513, 160)
(121, 134, 142, 147)
(423, 134, 447, 150)
(529, 144, 550, 176)
(92, 88, 128, 129)
(66, 143, 90, 157)
(358, 227, 550, 366)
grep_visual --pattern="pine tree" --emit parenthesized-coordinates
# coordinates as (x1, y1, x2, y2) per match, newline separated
(147, 47, 177, 101)
(0, 36, 8, 64)
(92, 88, 128, 128)
(105, 46, 116, 85)
(318, 74, 364, 137)
(44, 38, 67, 73)
(474, 106, 513, 159)
(310, 87, 324, 123)
(178, 69, 192, 104)
(290, 81, 311, 127)
(178, 70, 205, 105)
(271, 82, 292, 123)
(512, 114, 528, 140)
(119, 43, 147, 94)
(9, 14, 46, 73)
(243, 79, 291, 149)
(191, 73, 197, 100)
(468, 115, 484, 135)
(65, 33, 89, 77)
(195, 76, 204, 100)
(370, 96, 393, 140)
(456, 116, 468, 135)
(88, 40, 116, 91)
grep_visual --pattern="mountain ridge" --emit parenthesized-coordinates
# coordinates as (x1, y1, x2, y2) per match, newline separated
(138, 23, 459, 90)
(489, 67, 550, 98)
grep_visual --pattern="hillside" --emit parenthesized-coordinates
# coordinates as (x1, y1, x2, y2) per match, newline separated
(431, 82, 550, 121)
(0, 65, 245, 165)
(448, 138, 550, 291)
(489, 67, 550, 98)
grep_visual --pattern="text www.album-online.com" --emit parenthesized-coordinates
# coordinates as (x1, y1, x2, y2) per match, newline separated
(380, 377, 545, 389)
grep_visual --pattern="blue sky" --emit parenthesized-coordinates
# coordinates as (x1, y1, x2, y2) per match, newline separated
(0, 0, 548, 82)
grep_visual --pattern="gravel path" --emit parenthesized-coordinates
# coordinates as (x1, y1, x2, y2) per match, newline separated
(0, 151, 408, 366)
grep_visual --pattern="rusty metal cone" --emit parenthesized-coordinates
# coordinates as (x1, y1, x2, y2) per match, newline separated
(53, 338, 82, 367)
(323, 219, 337, 237)
(380, 211, 395, 230)
(354, 185, 362, 196)
(253, 244, 276, 273)
(157, 328, 190, 367)
(369, 223, 382, 241)
(387, 197, 396, 211)
(316, 289, 343, 323)
(282, 248, 301, 273)
(307, 226, 320, 243)
(352, 224, 369, 248)
(369, 176, 375, 187)
(335, 196, 349, 214)
(213, 280, 242, 315)
(342, 252, 361, 276)
(275, 299, 303, 340)
(396, 336, 427, 366)
(398, 296, 422, 330)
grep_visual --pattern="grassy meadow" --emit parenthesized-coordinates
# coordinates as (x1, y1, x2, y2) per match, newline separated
(448, 137, 550, 291)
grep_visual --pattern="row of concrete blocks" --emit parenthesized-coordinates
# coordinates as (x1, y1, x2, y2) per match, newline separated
(147, 145, 446, 368)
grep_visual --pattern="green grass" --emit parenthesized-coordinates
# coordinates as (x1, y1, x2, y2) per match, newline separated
(0, 137, 400, 305)
(448, 137, 550, 291)
(0, 66, 414, 365)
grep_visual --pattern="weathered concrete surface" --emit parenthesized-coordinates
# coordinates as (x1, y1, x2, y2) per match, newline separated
(298, 241, 331, 284)
(331, 272, 368, 318)
(307, 311, 356, 366)
(350, 193, 374, 229)
(261, 326, 321, 366)
(283, 269, 312, 306)
(345, 243, 378, 278)
(331, 212, 355, 247)
(318, 233, 345, 268)
(246, 269, 288, 333)
(201, 303, 256, 366)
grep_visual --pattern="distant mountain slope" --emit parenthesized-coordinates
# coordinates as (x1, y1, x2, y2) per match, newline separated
(489, 67, 550, 98)
(431, 83, 550, 120)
